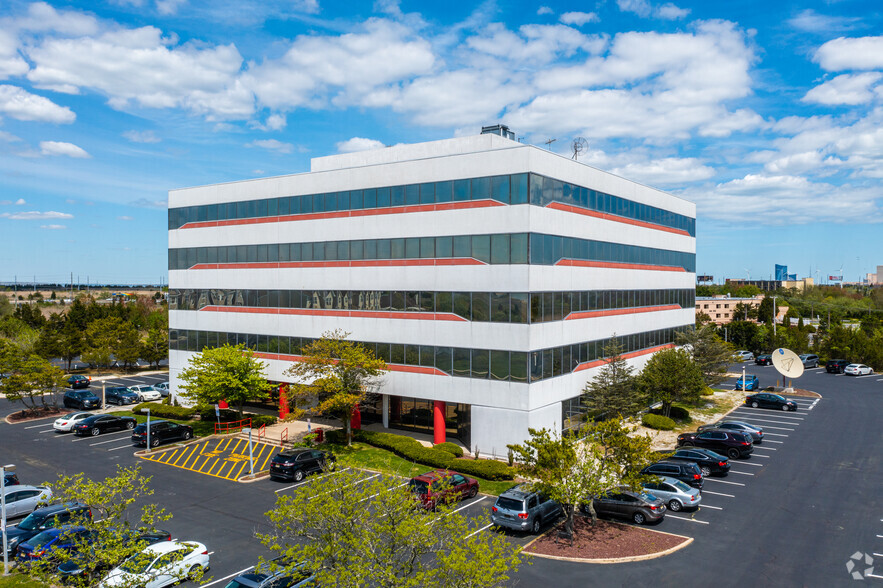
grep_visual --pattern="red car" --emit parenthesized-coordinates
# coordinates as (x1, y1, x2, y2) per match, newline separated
(408, 469, 479, 509)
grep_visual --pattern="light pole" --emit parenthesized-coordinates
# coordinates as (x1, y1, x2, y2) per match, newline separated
(772, 295, 778, 338)
(243, 428, 254, 477)
(1, 463, 15, 576)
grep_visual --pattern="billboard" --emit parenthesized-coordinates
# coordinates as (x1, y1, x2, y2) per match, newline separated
(829, 275, 842, 281)
(696, 275, 714, 282)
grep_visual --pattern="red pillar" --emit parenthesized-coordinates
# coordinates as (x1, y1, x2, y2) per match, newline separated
(433, 401, 446, 445)
(350, 407, 362, 431)
(278, 384, 288, 419)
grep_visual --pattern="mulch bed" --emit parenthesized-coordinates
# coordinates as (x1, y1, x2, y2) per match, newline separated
(7, 407, 67, 423)
(525, 515, 689, 561)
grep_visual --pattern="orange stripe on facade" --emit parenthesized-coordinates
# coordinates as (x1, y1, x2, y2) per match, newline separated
(565, 305, 683, 320)
(545, 202, 692, 236)
(179, 199, 506, 230)
(555, 259, 687, 272)
(189, 258, 486, 270)
(198, 306, 468, 322)
(573, 344, 676, 372)
(251, 351, 449, 376)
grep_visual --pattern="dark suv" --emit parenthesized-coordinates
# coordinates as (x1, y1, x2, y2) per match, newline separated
(826, 359, 850, 373)
(269, 448, 336, 482)
(491, 484, 562, 534)
(640, 460, 704, 489)
(4, 503, 92, 558)
(131, 421, 193, 447)
(677, 429, 754, 459)
(62, 390, 101, 410)
(105, 386, 139, 405)
(582, 489, 665, 525)
(66, 375, 91, 389)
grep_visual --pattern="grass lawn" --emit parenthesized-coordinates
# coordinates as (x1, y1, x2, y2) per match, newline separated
(0, 574, 45, 587)
(328, 441, 518, 496)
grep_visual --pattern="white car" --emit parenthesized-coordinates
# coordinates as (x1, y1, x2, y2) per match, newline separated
(153, 382, 170, 397)
(100, 540, 210, 588)
(53, 411, 93, 432)
(844, 363, 874, 376)
(0, 485, 52, 518)
(734, 350, 755, 362)
(128, 385, 163, 402)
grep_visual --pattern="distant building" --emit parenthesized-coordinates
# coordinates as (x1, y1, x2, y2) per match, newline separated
(696, 294, 787, 325)
(725, 277, 813, 292)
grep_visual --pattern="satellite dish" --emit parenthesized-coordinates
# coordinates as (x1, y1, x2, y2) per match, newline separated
(771, 348, 804, 379)
(571, 137, 588, 160)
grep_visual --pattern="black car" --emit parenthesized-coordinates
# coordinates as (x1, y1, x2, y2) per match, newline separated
(581, 489, 666, 525)
(63, 390, 101, 410)
(744, 392, 798, 411)
(105, 386, 139, 405)
(826, 359, 850, 373)
(640, 460, 704, 489)
(4, 471, 19, 486)
(4, 503, 92, 558)
(66, 375, 91, 389)
(131, 420, 194, 447)
(667, 448, 731, 477)
(269, 448, 336, 482)
(697, 420, 764, 443)
(755, 354, 772, 366)
(677, 429, 754, 459)
(73, 414, 137, 437)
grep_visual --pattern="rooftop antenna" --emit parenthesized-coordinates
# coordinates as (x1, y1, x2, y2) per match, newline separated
(544, 138, 557, 150)
(571, 137, 588, 160)
(744, 268, 750, 281)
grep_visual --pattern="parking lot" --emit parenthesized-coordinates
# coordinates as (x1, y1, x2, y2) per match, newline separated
(140, 437, 279, 481)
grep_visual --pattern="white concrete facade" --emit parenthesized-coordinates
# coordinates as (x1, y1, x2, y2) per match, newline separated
(168, 132, 696, 455)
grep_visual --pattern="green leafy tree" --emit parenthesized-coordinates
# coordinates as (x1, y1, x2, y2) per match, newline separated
(0, 294, 13, 318)
(730, 301, 757, 322)
(113, 320, 142, 370)
(13, 302, 46, 329)
(257, 469, 520, 588)
(0, 342, 66, 413)
(141, 326, 168, 368)
(82, 316, 121, 372)
(284, 329, 387, 446)
(724, 320, 764, 353)
(580, 338, 642, 419)
(34, 314, 65, 360)
(178, 343, 273, 417)
(60, 319, 86, 371)
(584, 419, 658, 492)
(758, 296, 775, 324)
(639, 348, 705, 418)
(676, 325, 733, 387)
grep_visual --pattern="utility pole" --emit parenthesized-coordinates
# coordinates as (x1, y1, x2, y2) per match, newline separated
(772, 295, 778, 338)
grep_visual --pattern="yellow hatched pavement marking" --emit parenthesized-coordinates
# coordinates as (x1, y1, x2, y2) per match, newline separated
(137, 438, 280, 481)
(174, 445, 199, 467)
(161, 449, 179, 463)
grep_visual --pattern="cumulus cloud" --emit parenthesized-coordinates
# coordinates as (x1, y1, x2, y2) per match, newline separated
(336, 137, 385, 153)
(0, 210, 73, 220)
(250, 113, 287, 131)
(293, 0, 320, 14)
(0, 31, 29, 80)
(0, 85, 76, 123)
(617, 0, 652, 18)
(131, 198, 167, 208)
(803, 73, 882, 106)
(656, 3, 690, 20)
(559, 12, 598, 26)
(156, 0, 186, 15)
(537, 6, 553, 16)
(40, 224, 66, 229)
(0, 131, 21, 142)
(788, 10, 861, 33)
(610, 157, 715, 186)
(246, 139, 293, 153)
(123, 129, 161, 143)
(15, 2, 100, 36)
(0, 198, 27, 205)
(40, 141, 90, 158)
(814, 36, 883, 71)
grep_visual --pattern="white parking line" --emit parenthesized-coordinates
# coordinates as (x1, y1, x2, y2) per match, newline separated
(666, 514, 709, 524)
(360, 481, 409, 502)
(705, 478, 745, 486)
(201, 566, 256, 588)
(729, 414, 803, 424)
(734, 422, 795, 431)
(308, 473, 380, 500)
(701, 490, 735, 498)
(877, 535, 883, 538)
(107, 444, 135, 452)
(752, 454, 770, 458)
(24, 422, 54, 429)
(466, 523, 494, 538)
(70, 430, 133, 442)
(700, 504, 723, 510)
(425, 496, 489, 525)
(874, 553, 883, 558)
(732, 409, 804, 420)
(274, 467, 351, 493)
(764, 433, 788, 437)
(763, 440, 784, 444)
(90, 435, 134, 446)
(727, 470, 754, 476)
(732, 461, 763, 467)
(39, 429, 58, 434)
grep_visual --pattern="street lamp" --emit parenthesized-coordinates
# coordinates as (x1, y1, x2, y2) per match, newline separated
(1, 463, 16, 576)
(242, 428, 254, 477)
(772, 295, 778, 339)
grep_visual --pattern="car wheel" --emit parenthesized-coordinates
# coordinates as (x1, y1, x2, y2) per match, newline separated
(531, 517, 542, 534)
(700, 466, 712, 477)
(125, 421, 135, 430)
(188, 564, 201, 580)
(751, 401, 759, 408)
(468, 486, 478, 499)
(727, 448, 740, 459)
(294, 470, 305, 482)
(668, 500, 682, 512)
(782, 404, 789, 411)
(91, 427, 100, 436)
(151, 437, 160, 447)
(182, 431, 191, 440)
(633, 512, 646, 525)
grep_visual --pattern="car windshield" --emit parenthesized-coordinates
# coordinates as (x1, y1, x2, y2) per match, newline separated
(409, 480, 429, 493)
(119, 550, 156, 574)
(28, 531, 57, 549)
(17, 513, 43, 531)
(671, 480, 691, 492)
(63, 412, 80, 418)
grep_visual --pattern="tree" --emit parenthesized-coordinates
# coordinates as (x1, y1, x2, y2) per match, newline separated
(284, 329, 387, 446)
(0, 342, 66, 413)
(178, 343, 273, 417)
(508, 428, 614, 534)
(724, 320, 763, 352)
(730, 302, 757, 322)
(580, 337, 642, 419)
(639, 348, 705, 418)
(584, 419, 658, 492)
(113, 320, 142, 370)
(0, 294, 12, 318)
(82, 316, 123, 372)
(758, 296, 775, 324)
(60, 319, 86, 371)
(141, 326, 168, 368)
(257, 469, 521, 588)
(676, 325, 733, 388)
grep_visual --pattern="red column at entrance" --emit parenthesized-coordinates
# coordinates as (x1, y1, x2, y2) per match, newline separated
(278, 384, 288, 419)
(350, 407, 362, 431)
(433, 401, 446, 445)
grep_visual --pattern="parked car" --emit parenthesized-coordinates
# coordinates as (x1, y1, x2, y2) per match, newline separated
(4, 471, 20, 486)
(53, 411, 94, 433)
(0, 485, 52, 519)
(734, 350, 755, 362)
(131, 421, 194, 447)
(16, 525, 95, 564)
(106, 386, 139, 405)
(677, 429, 754, 459)
(666, 448, 731, 477)
(73, 414, 137, 437)
(153, 382, 170, 397)
(744, 392, 798, 411)
(698, 420, 764, 443)
(735, 373, 759, 391)
(63, 390, 101, 410)
(4, 503, 92, 558)
(99, 540, 210, 588)
(799, 354, 820, 368)
(222, 559, 313, 588)
(269, 448, 335, 482)
(491, 483, 562, 534)
(409, 470, 479, 509)
(755, 354, 773, 366)
(826, 359, 850, 373)
(66, 375, 91, 389)
(640, 460, 703, 489)
(127, 385, 162, 402)
(581, 489, 665, 525)
(641, 476, 701, 512)
(844, 364, 874, 376)
(56, 529, 172, 582)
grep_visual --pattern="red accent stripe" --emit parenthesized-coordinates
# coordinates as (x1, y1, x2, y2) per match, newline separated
(179, 199, 505, 230)
(546, 202, 692, 236)
(199, 306, 468, 322)
(189, 258, 486, 270)
(566, 305, 683, 320)
(251, 351, 448, 376)
(555, 259, 687, 272)
(573, 344, 676, 372)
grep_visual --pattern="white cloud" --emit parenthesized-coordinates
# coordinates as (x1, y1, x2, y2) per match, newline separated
(537, 6, 553, 16)
(610, 157, 715, 186)
(814, 36, 883, 72)
(40, 141, 90, 158)
(0, 130, 21, 142)
(0, 30, 29, 80)
(656, 3, 690, 20)
(0, 85, 76, 123)
(465, 23, 599, 67)
(117, 215, 134, 220)
(803, 73, 882, 105)
(788, 10, 861, 33)
(131, 198, 167, 208)
(15, 2, 100, 36)
(617, 0, 651, 18)
(336, 137, 385, 153)
(123, 129, 161, 143)
(0, 210, 73, 220)
(293, 0, 320, 14)
(40, 224, 66, 230)
(250, 113, 287, 131)
(156, 0, 186, 15)
(698, 108, 766, 138)
(0, 198, 26, 205)
(246, 139, 293, 153)
(559, 12, 598, 26)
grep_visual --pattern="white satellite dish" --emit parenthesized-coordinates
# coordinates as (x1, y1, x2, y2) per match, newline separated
(771, 348, 804, 379)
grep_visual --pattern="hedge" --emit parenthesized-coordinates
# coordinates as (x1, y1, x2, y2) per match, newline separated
(447, 457, 513, 481)
(133, 402, 197, 420)
(651, 405, 691, 422)
(642, 413, 676, 430)
(434, 442, 464, 458)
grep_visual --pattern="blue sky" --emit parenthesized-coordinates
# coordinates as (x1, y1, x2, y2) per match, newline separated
(0, 0, 881, 286)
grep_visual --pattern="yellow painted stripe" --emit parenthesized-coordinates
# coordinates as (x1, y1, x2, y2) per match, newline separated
(258, 446, 277, 472)
(213, 438, 224, 451)
(181, 444, 204, 468)
(230, 438, 245, 454)
(196, 454, 214, 472)
(161, 449, 179, 463)
(232, 460, 248, 480)
(220, 437, 234, 452)
(173, 445, 197, 467)
(207, 457, 229, 476)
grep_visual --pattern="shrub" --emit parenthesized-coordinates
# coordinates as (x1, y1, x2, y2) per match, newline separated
(650, 405, 691, 422)
(700, 387, 715, 396)
(449, 457, 514, 481)
(133, 402, 197, 420)
(434, 442, 464, 458)
(642, 413, 676, 430)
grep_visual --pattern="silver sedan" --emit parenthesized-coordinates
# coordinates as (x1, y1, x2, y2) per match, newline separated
(642, 476, 702, 512)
